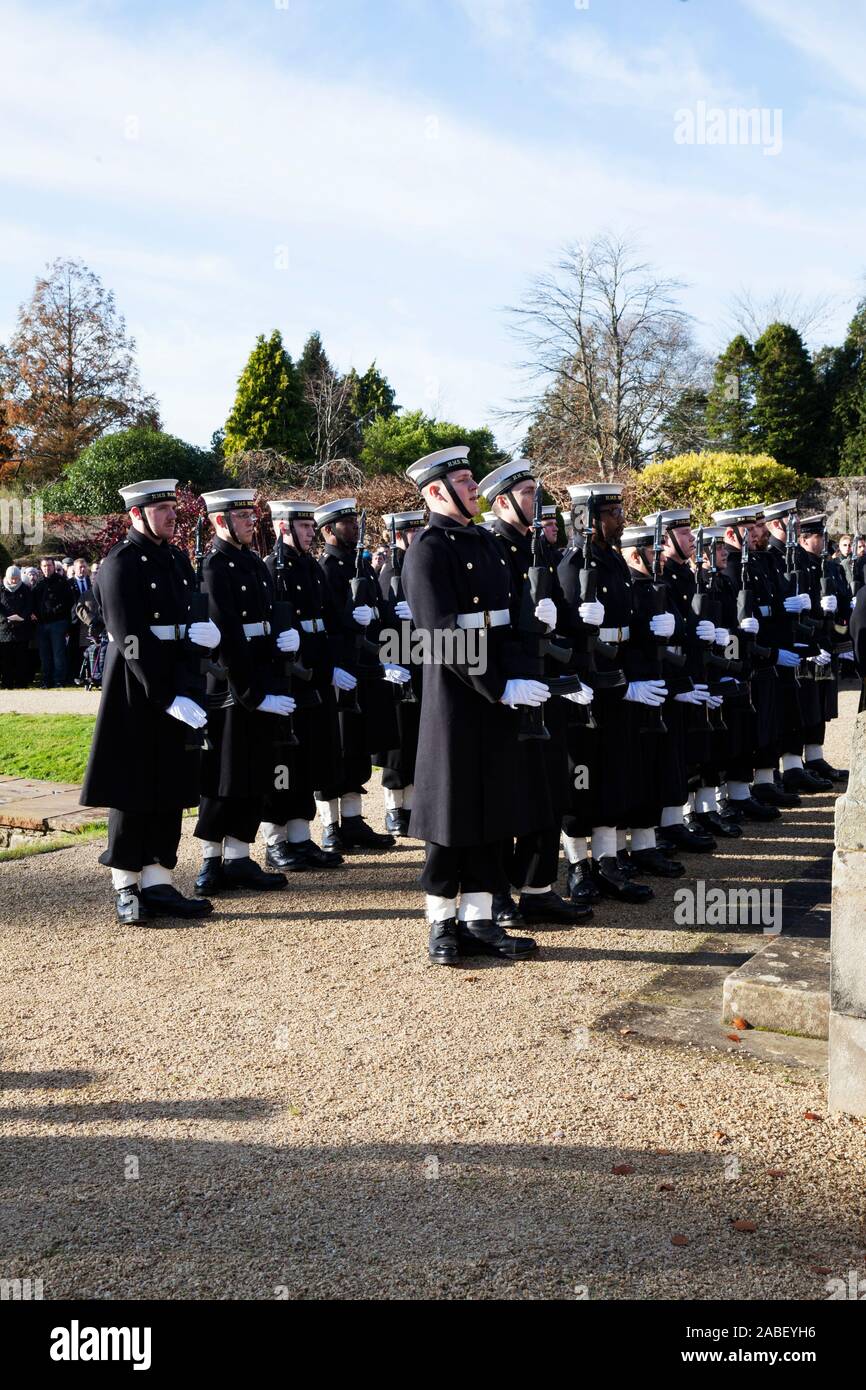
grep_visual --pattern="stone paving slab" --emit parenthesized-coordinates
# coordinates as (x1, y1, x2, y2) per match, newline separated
(0, 778, 104, 831)
(722, 936, 830, 1041)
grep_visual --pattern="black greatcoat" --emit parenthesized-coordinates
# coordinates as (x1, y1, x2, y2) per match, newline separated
(80, 528, 201, 812)
(318, 542, 400, 775)
(199, 539, 285, 801)
(372, 557, 422, 789)
(400, 512, 534, 847)
(262, 543, 341, 817)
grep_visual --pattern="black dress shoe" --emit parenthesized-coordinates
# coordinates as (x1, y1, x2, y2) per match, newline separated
(805, 758, 848, 783)
(321, 824, 345, 853)
(616, 849, 639, 876)
(721, 795, 780, 822)
(385, 808, 412, 836)
(195, 857, 229, 897)
(114, 885, 149, 924)
(654, 832, 677, 853)
(339, 816, 395, 850)
(456, 919, 538, 959)
(428, 918, 460, 966)
(566, 860, 601, 904)
(139, 884, 213, 919)
(593, 855, 653, 902)
(658, 821, 716, 853)
(222, 857, 288, 890)
(628, 847, 686, 878)
(518, 889, 593, 923)
(782, 766, 833, 793)
(751, 781, 800, 807)
(693, 809, 742, 839)
(492, 892, 525, 927)
(266, 839, 343, 871)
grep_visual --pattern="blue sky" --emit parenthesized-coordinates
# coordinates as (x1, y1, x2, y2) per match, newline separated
(1, 0, 865, 450)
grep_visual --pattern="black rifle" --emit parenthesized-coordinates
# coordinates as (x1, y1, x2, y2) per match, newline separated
(736, 521, 771, 671)
(819, 523, 853, 666)
(514, 487, 585, 742)
(182, 516, 212, 753)
(387, 515, 417, 706)
(340, 509, 383, 715)
(639, 512, 673, 734)
(692, 527, 740, 729)
(573, 495, 626, 708)
(783, 512, 823, 677)
(270, 531, 320, 749)
(851, 532, 864, 595)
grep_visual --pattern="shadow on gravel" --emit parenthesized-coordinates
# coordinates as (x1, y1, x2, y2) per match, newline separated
(0, 1069, 97, 1090)
(0, 1098, 280, 1122)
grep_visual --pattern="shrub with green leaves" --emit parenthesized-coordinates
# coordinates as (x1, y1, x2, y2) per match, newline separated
(41, 428, 224, 515)
(632, 452, 804, 524)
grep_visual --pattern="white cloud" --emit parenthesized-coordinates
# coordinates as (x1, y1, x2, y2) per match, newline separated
(742, 0, 866, 98)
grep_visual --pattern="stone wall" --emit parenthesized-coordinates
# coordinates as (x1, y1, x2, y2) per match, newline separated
(800, 478, 866, 535)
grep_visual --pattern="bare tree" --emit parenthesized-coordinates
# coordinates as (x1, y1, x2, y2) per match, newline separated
(303, 364, 357, 466)
(297, 454, 364, 494)
(725, 287, 839, 346)
(0, 258, 158, 482)
(505, 234, 704, 480)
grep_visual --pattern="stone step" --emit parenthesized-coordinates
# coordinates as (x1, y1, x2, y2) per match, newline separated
(0, 777, 105, 832)
(721, 936, 830, 1040)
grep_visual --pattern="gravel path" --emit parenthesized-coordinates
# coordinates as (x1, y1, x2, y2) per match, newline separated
(1, 690, 864, 1300)
(0, 687, 101, 716)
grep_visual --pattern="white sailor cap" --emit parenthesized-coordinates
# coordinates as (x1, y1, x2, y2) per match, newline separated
(406, 446, 471, 490)
(798, 513, 827, 535)
(477, 457, 536, 503)
(118, 478, 178, 510)
(541, 504, 558, 520)
(270, 499, 317, 522)
(313, 497, 357, 527)
(761, 498, 798, 522)
(480, 511, 496, 529)
(620, 524, 655, 548)
(712, 504, 764, 526)
(382, 511, 426, 530)
(567, 482, 623, 506)
(200, 488, 257, 514)
(643, 508, 692, 527)
(696, 525, 726, 541)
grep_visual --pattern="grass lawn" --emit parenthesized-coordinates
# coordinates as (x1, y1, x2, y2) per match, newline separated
(0, 713, 97, 783)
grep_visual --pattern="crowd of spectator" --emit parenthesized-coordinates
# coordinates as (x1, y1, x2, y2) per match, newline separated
(0, 555, 100, 689)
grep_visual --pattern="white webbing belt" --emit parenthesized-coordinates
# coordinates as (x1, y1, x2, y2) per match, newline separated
(243, 621, 271, 638)
(455, 608, 510, 629)
(600, 624, 630, 641)
(300, 618, 326, 633)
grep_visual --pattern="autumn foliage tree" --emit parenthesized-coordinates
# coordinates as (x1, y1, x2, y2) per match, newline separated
(0, 258, 159, 484)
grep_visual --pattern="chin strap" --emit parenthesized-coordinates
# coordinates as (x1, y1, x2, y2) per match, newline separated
(504, 488, 531, 530)
(442, 475, 475, 521)
(667, 525, 690, 564)
(138, 506, 160, 542)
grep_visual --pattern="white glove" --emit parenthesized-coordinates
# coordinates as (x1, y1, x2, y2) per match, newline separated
(276, 627, 301, 653)
(696, 619, 716, 642)
(808, 648, 832, 666)
(820, 594, 838, 613)
(714, 627, 730, 647)
(649, 611, 675, 638)
(188, 619, 221, 649)
(257, 693, 296, 716)
(738, 616, 760, 635)
(783, 595, 802, 613)
(332, 666, 357, 692)
(563, 682, 594, 705)
(675, 687, 706, 705)
(625, 679, 668, 707)
(799, 592, 812, 611)
(776, 649, 801, 668)
(501, 678, 551, 708)
(352, 604, 374, 627)
(382, 664, 411, 684)
(578, 599, 605, 627)
(394, 600, 413, 621)
(840, 649, 856, 660)
(534, 597, 557, 628)
(704, 693, 724, 709)
(166, 695, 207, 728)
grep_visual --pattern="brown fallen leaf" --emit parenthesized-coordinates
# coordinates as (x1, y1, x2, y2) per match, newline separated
(671, 1234, 689, 1247)
(713, 1130, 728, 1142)
(619, 1027, 634, 1036)
(804, 1110, 822, 1121)
(732, 1016, 750, 1030)
(654, 1147, 674, 1156)
(732, 1219, 757, 1232)
(726, 1033, 742, 1043)
(813, 1266, 832, 1275)
(619, 1094, 638, 1101)
(659, 1182, 675, 1192)
(766, 1168, 786, 1178)
(612, 1163, 635, 1175)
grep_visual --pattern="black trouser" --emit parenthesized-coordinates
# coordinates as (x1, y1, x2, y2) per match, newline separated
(99, 806, 184, 872)
(194, 795, 262, 846)
(506, 828, 560, 891)
(0, 643, 30, 688)
(420, 841, 509, 898)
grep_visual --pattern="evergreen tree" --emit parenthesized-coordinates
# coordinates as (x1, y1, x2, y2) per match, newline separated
(344, 361, 398, 458)
(223, 330, 306, 464)
(751, 323, 822, 475)
(656, 387, 709, 459)
(361, 409, 505, 478)
(816, 302, 866, 475)
(705, 334, 757, 452)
